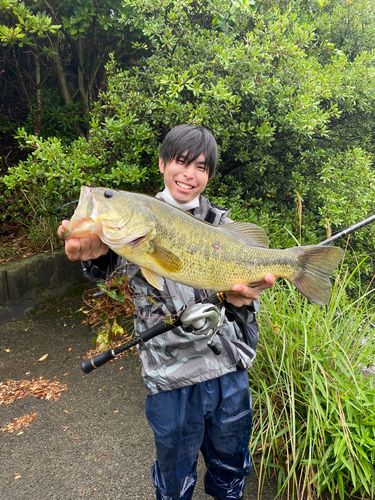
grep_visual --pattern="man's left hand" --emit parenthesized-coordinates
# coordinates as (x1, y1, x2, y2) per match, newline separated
(224, 273, 275, 308)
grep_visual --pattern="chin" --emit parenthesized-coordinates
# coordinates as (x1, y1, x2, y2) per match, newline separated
(173, 193, 193, 203)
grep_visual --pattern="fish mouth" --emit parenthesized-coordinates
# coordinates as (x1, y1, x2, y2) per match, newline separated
(62, 216, 101, 240)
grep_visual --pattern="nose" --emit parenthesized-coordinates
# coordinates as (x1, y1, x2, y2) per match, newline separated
(183, 163, 195, 178)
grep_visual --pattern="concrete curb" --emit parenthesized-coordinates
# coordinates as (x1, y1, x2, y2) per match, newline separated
(0, 250, 86, 323)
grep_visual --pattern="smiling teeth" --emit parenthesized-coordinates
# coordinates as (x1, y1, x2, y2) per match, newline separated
(176, 182, 193, 189)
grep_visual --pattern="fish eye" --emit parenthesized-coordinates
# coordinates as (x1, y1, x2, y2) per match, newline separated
(104, 190, 113, 199)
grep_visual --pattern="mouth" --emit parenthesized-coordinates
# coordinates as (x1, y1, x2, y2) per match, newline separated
(175, 181, 194, 190)
(127, 234, 148, 247)
(62, 217, 101, 240)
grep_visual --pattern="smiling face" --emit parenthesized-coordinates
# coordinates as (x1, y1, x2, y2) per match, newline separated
(159, 151, 209, 205)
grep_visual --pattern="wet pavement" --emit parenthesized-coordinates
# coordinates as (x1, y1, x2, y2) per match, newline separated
(0, 284, 280, 500)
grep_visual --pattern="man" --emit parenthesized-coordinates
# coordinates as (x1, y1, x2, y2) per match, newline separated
(58, 125, 275, 500)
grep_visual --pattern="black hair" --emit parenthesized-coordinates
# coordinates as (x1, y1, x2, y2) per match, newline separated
(159, 124, 218, 178)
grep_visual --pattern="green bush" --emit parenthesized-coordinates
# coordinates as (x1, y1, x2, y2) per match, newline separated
(2, 0, 375, 283)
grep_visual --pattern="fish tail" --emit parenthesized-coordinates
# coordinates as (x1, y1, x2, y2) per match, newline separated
(290, 245, 343, 306)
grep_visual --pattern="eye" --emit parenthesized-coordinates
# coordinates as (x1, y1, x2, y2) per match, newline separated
(104, 190, 113, 199)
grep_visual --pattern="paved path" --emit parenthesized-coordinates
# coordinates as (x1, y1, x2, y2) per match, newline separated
(0, 286, 279, 500)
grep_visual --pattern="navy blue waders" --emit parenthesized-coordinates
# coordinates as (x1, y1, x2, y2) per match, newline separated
(145, 369, 253, 500)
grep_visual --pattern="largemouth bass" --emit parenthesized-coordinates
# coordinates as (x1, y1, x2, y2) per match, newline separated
(63, 186, 343, 306)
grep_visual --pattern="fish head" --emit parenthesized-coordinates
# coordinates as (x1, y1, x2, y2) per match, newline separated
(62, 186, 155, 247)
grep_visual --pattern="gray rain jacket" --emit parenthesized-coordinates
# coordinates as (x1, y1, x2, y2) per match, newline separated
(83, 193, 260, 395)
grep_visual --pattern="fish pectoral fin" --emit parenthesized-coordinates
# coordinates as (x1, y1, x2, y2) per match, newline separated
(222, 222, 269, 248)
(148, 242, 182, 273)
(140, 267, 164, 290)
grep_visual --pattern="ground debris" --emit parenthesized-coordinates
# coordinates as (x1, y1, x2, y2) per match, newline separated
(0, 221, 55, 262)
(0, 377, 67, 406)
(1, 413, 38, 433)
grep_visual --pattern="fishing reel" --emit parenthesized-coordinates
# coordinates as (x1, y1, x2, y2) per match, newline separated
(180, 303, 225, 355)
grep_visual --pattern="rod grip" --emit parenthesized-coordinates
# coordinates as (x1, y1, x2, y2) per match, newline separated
(140, 317, 182, 342)
(81, 349, 115, 374)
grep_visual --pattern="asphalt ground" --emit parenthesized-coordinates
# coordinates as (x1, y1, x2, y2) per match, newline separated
(0, 284, 280, 500)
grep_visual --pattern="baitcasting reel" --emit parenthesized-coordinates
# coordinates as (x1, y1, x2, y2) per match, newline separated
(180, 303, 225, 355)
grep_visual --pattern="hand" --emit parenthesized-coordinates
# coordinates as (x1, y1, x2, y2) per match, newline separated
(224, 273, 275, 308)
(57, 220, 109, 262)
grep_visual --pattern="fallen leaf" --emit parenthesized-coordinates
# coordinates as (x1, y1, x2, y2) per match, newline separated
(1, 413, 37, 433)
(114, 410, 119, 413)
(119, 367, 123, 371)
(63, 410, 69, 413)
(51, 446, 55, 451)
(15, 475, 21, 479)
(68, 348, 72, 352)
(0, 378, 67, 406)
(63, 373, 68, 376)
(25, 372, 30, 375)
(4, 349, 10, 353)
(74, 436, 80, 439)
(33, 354, 48, 365)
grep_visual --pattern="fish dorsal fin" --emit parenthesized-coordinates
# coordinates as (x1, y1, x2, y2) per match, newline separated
(148, 242, 183, 272)
(140, 267, 164, 290)
(222, 222, 269, 248)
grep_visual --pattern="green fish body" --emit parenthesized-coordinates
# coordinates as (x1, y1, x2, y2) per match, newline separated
(63, 186, 343, 306)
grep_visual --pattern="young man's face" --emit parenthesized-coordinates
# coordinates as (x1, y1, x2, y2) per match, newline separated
(159, 151, 209, 204)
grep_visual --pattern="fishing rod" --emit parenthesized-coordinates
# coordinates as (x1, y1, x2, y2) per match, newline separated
(81, 291, 227, 374)
(81, 213, 375, 374)
(318, 214, 375, 246)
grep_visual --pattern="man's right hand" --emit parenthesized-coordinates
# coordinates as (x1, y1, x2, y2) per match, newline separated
(57, 220, 109, 262)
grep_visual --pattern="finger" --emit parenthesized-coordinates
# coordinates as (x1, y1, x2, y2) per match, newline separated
(57, 220, 70, 239)
(232, 285, 250, 296)
(89, 236, 108, 259)
(263, 273, 276, 286)
(225, 274, 276, 307)
(64, 237, 87, 261)
(256, 274, 276, 291)
(231, 284, 258, 297)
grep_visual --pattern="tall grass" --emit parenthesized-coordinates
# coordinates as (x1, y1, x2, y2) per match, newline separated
(250, 263, 375, 500)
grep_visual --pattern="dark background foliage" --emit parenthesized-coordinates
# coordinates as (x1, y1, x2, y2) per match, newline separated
(1, 0, 375, 284)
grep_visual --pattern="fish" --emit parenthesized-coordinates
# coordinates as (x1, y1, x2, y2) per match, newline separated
(62, 186, 343, 306)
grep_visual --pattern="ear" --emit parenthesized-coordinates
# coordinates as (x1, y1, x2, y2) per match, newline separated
(158, 156, 165, 174)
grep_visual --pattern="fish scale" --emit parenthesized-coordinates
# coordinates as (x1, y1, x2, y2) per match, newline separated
(143, 200, 300, 288)
(63, 186, 343, 306)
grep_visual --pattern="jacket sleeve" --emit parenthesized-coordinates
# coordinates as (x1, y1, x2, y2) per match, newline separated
(81, 250, 119, 281)
(224, 302, 259, 352)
